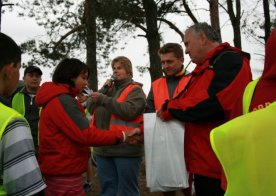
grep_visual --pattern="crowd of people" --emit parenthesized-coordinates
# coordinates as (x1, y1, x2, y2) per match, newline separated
(0, 21, 275, 196)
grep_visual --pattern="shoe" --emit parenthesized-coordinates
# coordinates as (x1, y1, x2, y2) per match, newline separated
(83, 181, 93, 192)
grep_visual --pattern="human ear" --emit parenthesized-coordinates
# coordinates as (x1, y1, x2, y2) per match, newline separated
(3, 63, 14, 79)
(199, 32, 208, 45)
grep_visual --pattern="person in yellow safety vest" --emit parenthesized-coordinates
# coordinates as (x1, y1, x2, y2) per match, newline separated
(11, 65, 42, 155)
(145, 43, 191, 196)
(0, 32, 46, 196)
(87, 56, 146, 196)
(210, 27, 276, 195)
(210, 102, 276, 196)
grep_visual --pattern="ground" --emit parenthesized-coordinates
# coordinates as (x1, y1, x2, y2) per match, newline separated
(87, 159, 186, 196)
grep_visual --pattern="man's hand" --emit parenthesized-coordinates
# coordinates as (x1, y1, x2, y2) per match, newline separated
(123, 128, 144, 145)
(156, 104, 172, 121)
(156, 109, 165, 121)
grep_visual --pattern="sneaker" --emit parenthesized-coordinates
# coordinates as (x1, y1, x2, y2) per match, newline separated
(83, 181, 93, 192)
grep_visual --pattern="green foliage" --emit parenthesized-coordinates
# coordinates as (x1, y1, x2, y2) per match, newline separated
(16, 1, 122, 69)
(97, 0, 144, 27)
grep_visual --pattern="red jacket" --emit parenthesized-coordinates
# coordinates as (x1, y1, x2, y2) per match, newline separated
(161, 43, 252, 179)
(35, 82, 123, 176)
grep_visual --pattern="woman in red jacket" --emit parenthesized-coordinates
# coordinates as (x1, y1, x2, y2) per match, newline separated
(35, 58, 141, 196)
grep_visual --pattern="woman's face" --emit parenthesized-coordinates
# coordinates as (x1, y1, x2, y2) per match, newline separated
(112, 62, 129, 81)
(73, 71, 88, 92)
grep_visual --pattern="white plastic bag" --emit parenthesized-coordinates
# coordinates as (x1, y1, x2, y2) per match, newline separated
(144, 113, 189, 192)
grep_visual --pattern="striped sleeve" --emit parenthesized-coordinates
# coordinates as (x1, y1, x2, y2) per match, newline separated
(0, 119, 46, 196)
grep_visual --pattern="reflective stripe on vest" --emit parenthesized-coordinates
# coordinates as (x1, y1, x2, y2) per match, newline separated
(12, 92, 25, 116)
(210, 102, 276, 196)
(109, 84, 143, 131)
(0, 102, 26, 196)
(152, 76, 191, 110)
(242, 78, 259, 114)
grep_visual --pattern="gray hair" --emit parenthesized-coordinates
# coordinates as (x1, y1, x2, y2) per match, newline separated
(187, 22, 221, 43)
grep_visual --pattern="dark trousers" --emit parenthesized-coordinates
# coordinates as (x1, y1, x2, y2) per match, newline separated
(194, 174, 225, 196)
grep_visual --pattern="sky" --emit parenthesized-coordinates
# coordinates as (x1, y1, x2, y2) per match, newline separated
(1, 1, 267, 94)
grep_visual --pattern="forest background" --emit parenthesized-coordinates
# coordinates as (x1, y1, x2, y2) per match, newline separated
(1, 0, 275, 94)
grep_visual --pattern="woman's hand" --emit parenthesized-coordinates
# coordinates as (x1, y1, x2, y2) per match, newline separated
(90, 92, 102, 103)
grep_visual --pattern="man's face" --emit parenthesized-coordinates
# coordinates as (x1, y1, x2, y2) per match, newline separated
(184, 29, 205, 65)
(160, 52, 184, 77)
(23, 72, 42, 89)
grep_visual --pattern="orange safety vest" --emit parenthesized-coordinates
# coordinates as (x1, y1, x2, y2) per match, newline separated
(152, 76, 191, 110)
(109, 84, 144, 131)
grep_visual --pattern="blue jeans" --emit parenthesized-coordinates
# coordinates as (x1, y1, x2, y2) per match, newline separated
(96, 155, 141, 196)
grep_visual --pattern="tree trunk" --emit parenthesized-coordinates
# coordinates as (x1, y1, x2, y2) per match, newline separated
(227, 0, 242, 49)
(0, 0, 2, 32)
(85, 0, 98, 91)
(209, 0, 221, 42)
(263, 0, 271, 43)
(142, 0, 162, 82)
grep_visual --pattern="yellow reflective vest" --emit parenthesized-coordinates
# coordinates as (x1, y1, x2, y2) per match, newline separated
(0, 102, 26, 196)
(211, 102, 276, 196)
(242, 78, 259, 114)
(11, 92, 25, 115)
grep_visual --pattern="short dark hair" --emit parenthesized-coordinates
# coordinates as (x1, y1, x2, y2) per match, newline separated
(158, 43, 184, 58)
(52, 58, 89, 87)
(0, 33, 22, 71)
(187, 22, 221, 42)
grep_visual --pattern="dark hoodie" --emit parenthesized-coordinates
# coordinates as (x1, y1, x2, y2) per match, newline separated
(230, 28, 276, 118)
(249, 28, 276, 111)
(35, 82, 124, 175)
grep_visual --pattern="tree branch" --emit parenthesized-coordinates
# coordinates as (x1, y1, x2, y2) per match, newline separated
(182, 0, 198, 23)
(53, 24, 85, 50)
(134, 23, 147, 33)
(157, 17, 184, 41)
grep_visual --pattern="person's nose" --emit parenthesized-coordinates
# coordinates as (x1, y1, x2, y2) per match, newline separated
(113, 70, 118, 75)
(162, 63, 168, 69)
(185, 48, 189, 54)
(32, 76, 39, 80)
(84, 80, 88, 86)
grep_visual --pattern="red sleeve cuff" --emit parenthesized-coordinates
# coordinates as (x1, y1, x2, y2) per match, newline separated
(162, 108, 173, 121)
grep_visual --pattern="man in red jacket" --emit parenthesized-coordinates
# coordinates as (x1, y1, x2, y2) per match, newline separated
(157, 22, 252, 196)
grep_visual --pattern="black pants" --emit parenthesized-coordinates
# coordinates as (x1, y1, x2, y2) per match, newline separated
(194, 174, 225, 196)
